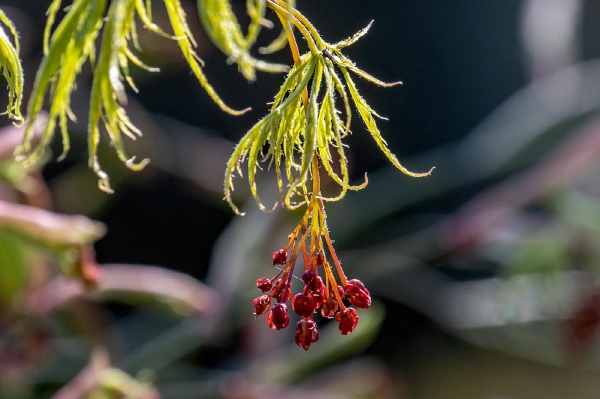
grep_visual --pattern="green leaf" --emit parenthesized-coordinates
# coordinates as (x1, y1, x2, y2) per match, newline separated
(198, 0, 289, 81)
(17, 0, 249, 193)
(225, 56, 315, 214)
(287, 58, 322, 207)
(0, 10, 23, 124)
(16, 0, 104, 169)
(258, 0, 296, 55)
(339, 65, 433, 178)
(89, 0, 149, 193)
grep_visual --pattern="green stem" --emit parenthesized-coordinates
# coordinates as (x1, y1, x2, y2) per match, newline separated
(266, 0, 319, 55)
(273, 0, 326, 49)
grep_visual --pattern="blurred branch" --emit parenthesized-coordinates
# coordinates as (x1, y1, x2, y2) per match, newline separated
(25, 263, 221, 376)
(119, 317, 214, 374)
(441, 115, 600, 250)
(29, 264, 219, 316)
(0, 200, 105, 246)
(94, 264, 219, 315)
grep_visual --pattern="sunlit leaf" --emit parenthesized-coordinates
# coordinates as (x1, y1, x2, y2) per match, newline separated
(198, 0, 289, 81)
(0, 9, 24, 124)
(225, 12, 432, 214)
(16, 0, 247, 193)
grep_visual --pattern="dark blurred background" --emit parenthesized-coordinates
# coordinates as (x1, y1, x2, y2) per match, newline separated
(3, 0, 600, 398)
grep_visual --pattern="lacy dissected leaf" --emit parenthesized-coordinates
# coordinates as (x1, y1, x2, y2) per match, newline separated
(88, 0, 150, 193)
(0, 10, 23, 124)
(15, 0, 246, 193)
(164, 0, 249, 116)
(16, 0, 107, 169)
(225, 14, 432, 214)
(259, 0, 295, 55)
(225, 54, 315, 214)
(294, 58, 322, 200)
(338, 64, 433, 178)
(198, 0, 289, 81)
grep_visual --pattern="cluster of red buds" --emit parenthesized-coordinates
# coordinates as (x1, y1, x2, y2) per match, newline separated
(253, 243, 371, 350)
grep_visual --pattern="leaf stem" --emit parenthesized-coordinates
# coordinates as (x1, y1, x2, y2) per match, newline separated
(272, 0, 325, 50)
(272, 0, 325, 264)
(266, 0, 319, 56)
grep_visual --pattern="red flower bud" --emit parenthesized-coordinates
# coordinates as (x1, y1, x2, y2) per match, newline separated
(272, 279, 292, 303)
(335, 307, 359, 335)
(292, 293, 316, 318)
(307, 276, 325, 296)
(305, 276, 325, 307)
(272, 249, 287, 265)
(311, 291, 324, 309)
(344, 279, 371, 309)
(253, 295, 271, 317)
(321, 291, 339, 318)
(301, 269, 316, 284)
(315, 251, 325, 266)
(256, 278, 272, 292)
(267, 303, 290, 330)
(295, 319, 319, 351)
